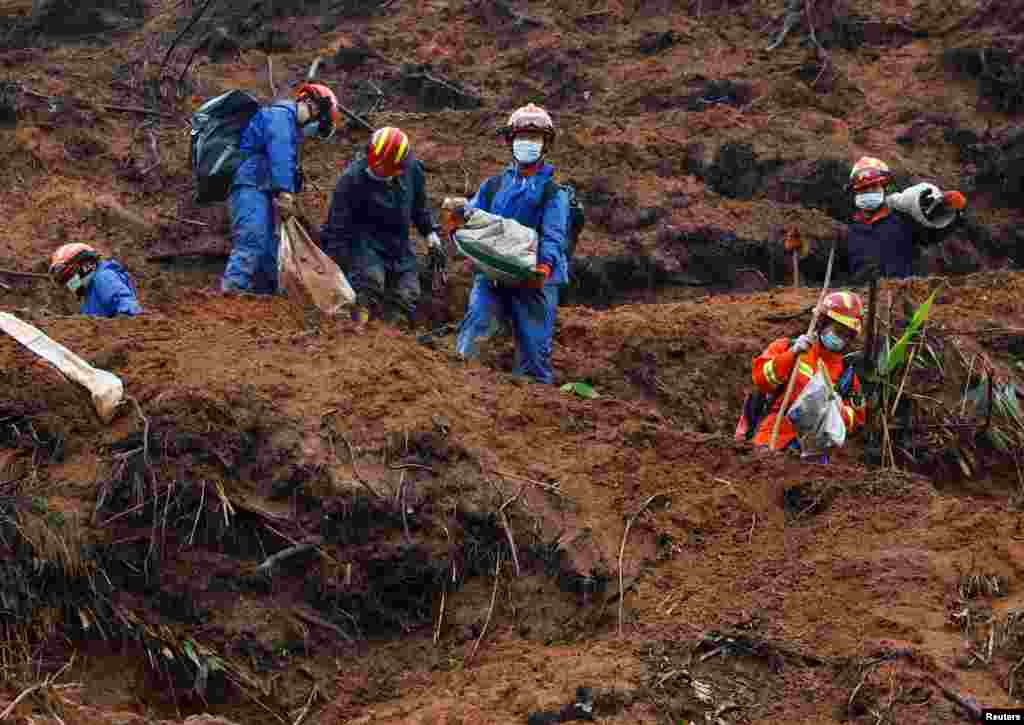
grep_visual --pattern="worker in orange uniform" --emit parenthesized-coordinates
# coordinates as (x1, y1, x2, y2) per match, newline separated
(750, 291, 867, 452)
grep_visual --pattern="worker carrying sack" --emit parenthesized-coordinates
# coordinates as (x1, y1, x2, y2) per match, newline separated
(190, 90, 260, 205)
(452, 207, 541, 285)
(278, 217, 356, 316)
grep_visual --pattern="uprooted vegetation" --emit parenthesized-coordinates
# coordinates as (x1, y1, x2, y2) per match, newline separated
(7, 0, 1024, 721)
(0, 379, 617, 721)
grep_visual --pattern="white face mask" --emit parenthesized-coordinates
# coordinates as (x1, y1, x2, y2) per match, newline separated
(855, 191, 885, 210)
(512, 139, 543, 165)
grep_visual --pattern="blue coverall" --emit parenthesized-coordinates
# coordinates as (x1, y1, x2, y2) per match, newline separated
(455, 163, 569, 384)
(846, 208, 961, 280)
(319, 152, 437, 318)
(80, 260, 142, 317)
(222, 101, 303, 294)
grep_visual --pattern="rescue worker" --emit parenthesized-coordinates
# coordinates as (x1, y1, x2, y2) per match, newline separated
(222, 83, 340, 294)
(319, 126, 442, 327)
(751, 291, 866, 452)
(48, 243, 142, 317)
(846, 156, 967, 280)
(452, 103, 569, 385)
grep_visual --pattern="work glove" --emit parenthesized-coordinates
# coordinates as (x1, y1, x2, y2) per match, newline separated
(275, 191, 297, 218)
(783, 227, 802, 253)
(789, 333, 816, 354)
(523, 263, 552, 290)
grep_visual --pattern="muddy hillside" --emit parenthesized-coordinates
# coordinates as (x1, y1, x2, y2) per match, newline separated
(3, 0, 1024, 723)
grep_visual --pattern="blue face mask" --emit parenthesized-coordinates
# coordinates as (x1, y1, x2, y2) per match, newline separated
(512, 139, 543, 165)
(855, 191, 884, 210)
(820, 327, 847, 352)
(301, 121, 320, 139)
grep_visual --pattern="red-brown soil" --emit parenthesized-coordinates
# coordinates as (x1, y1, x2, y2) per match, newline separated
(3, 1, 1024, 723)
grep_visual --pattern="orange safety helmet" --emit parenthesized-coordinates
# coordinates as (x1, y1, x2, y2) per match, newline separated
(819, 291, 864, 335)
(49, 243, 101, 291)
(367, 126, 410, 178)
(295, 83, 340, 139)
(500, 103, 556, 145)
(849, 156, 893, 192)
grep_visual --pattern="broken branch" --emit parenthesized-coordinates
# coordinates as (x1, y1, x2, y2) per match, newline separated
(341, 433, 381, 498)
(0, 268, 48, 279)
(160, 0, 218, 78)
(255, 541, 319, 574)
(467, 555, 501, 665)
(618, 491, 671, 637)
(293, 608, 352, 643)
(497, 489, 523, 577)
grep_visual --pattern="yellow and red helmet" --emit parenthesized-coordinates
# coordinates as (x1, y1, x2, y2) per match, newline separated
(295, 83, 340, 139)
(49, 243, 100, 287)
(849, 156, 893, 192)
(367, 126, 410, 178)
(500, 103, 555, 144)
(819, 291, 864, 335)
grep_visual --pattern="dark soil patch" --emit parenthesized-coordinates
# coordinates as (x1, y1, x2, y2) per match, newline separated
(393, 64, 481, 112)
(944, 46, 1024, 114)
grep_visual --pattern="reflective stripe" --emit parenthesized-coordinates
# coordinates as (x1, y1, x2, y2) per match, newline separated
(842, 405, 854, 427)
(395, 136, 409, 163)
(828, 310, 861, 332)
(763, 360, 781, 386)
(798, 361, 815, 379)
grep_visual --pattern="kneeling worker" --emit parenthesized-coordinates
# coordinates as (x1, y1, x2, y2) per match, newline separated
(750, 291, 866, 452)
(49, 243, 142, 317)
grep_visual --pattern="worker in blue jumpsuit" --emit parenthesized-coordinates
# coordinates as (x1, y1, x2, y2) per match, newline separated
(48, 243, 142, 317)
(222, 83, 340, 294)
(453, 103, 569, 385)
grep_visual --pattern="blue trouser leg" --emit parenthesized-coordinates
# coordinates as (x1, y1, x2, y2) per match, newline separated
(456, 276, 501, 360)
(223, 187, 277, 294)
(507, 284, 558, 385)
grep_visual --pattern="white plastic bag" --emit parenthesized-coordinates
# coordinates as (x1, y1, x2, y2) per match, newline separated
(278, 217, 355, 315)
(453, 208, 539, 284)
(786, 367, 846, 453)
(0, 312, 124, 423)
(886, 182, 956, 229)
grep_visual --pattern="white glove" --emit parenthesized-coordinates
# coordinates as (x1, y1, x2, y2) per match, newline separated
(789, 333, 816, 354)
(427, 231, 442, 249)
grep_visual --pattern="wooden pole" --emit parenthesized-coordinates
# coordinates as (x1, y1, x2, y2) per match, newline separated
(769, 240, 836, 451)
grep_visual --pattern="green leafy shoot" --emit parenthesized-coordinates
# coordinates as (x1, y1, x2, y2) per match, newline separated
(881, 291, 937, 376)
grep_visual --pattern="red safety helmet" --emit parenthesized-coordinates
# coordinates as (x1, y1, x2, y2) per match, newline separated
(367, 126, 410, 178)
(49, 243, 101, 292)
(819, 291, 864, 336)
(500, 103, 556, 145)
(295, 83, 340, 139)
(849, 156, 893, 192)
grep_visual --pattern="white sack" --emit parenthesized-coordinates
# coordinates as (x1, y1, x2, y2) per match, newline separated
(886, 182, 957, 229)
(0, 312, 124, 423)
(453, 208, 539, 284)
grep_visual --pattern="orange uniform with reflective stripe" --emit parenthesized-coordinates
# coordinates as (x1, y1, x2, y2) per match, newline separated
(751, 337, 866, 451)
